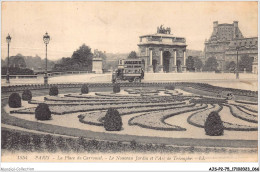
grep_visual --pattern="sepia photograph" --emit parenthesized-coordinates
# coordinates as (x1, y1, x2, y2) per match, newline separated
(1, 0, 259, 171)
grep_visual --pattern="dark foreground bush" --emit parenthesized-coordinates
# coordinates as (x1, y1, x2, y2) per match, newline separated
(81, 84, 89, 94)
(8, 93, 21, 108)
(35, 103, 52, 120)
(43, 134, 57, 152)
(204, 111, 224, 136)
(165, 85, 175, 90)
(22, 89, 32, 101)
(104, 108, 122, 131)
(49, 86, 59, 96)
(113, 84, 120, 93)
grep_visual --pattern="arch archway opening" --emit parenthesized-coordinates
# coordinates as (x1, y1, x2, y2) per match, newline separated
(163, 51, 171, 73)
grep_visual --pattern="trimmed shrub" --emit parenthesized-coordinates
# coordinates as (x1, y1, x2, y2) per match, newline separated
(204, 111, 224, 136)
(165, 85, 175, 90)
(35, 103, 52, 120)
(49, 86, 59, 96)
(113, 84, 120, 93)
(81, 84, 89, 94)
(8, 93, 21, 108)
(22, 89, 32, 101)
(104, 108, 122, 131)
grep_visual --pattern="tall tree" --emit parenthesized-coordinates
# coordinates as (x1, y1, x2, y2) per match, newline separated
(203, 57, 218, 71)
(71, 44, 93, 71)
(225, 61, 236, 72)
(193, 57, 203, 71)
(7, 54, 27, 68)
(1, 59, 6, 67)
(186, 56, 195, 71)
(239, 55, 254, 72)
(127, 51, 138, 59)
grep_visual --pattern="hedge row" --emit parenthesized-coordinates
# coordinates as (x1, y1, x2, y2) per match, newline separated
(3, 128, 254, 154)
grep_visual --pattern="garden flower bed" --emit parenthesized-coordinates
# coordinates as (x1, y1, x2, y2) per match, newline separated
(164, 90, 183, 96)
(64, 93, 141, 100)
(2, 83, 259, 156)
(78, 102, 190, 126)
(235, 100, 258, 105)
(233, 104, 258, 113)
(225, 104, 258, 123)
(187, 104, 257, 131)
(10, 101, 186, 115)
(189, 97, 227, 104)
(62, 93, 181, 102)
(124, 88, 160, 94)
(29, 99, 165, 106)
(128, 104, 207, 131)
(235, 105, 258, 116)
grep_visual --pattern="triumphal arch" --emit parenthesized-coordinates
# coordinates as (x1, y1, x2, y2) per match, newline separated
(138, 25, 187, 73)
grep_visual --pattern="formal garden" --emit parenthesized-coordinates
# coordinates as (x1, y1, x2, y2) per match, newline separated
(1, 82, 258, 154)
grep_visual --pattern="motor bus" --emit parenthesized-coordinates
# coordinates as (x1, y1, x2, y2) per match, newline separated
(112, 59, 144, 83)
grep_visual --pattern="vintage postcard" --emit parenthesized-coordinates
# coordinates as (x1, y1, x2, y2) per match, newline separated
(1, 0, 259, 170)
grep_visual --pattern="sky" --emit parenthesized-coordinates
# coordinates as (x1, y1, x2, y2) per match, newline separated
(1, 1, 258, 61)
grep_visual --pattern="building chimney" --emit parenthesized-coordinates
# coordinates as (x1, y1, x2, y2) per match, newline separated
(213, 21, 218, 36)
(233, 21, 238, 39)
(233, 21, 238, 27)
(213, 21, 218, 28)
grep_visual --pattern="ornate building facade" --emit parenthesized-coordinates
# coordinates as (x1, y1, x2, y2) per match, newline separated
(205, 21, 258, 73)
(138, 26, 187, 73)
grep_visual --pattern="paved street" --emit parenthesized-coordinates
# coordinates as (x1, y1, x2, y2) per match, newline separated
(1, 73, 258, 91)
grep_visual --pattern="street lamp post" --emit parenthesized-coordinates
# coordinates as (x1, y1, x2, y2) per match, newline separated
(236, 46, 239, 79)
(43, 32, 50, 85)
(6, 34, 11, 84)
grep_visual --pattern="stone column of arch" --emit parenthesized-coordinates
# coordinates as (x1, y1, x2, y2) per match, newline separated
(172, 49, 177, 72)
(148, 48, 153, 73)
(150, 49, 153, 65)
(182, 50, 187, 72)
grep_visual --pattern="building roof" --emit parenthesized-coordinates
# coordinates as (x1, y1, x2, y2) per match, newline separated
(218, 24, 233, 26)
(138, 41, 187, 46)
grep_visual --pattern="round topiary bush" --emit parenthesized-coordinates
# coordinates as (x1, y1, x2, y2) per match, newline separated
(165, 85, 175, 90)
(35, 103, 52, 120)
(104, 108, 122, 131)
(81, 84, 89, 94)
(204, 111, 224, 136)
(113, 84, 120, 93)
(22, 89, 32, 101)
(8, 93, 21, 108)
(49, 86, 59, 96)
